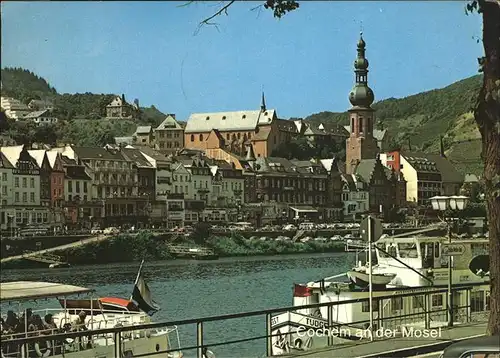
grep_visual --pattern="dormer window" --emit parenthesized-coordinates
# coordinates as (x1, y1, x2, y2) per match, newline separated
(206, 116, 210, 120)
(222, 116, 226, 120)
(242, 114, 246, 119)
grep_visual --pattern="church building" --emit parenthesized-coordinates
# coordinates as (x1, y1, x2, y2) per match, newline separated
(344, 33, 406, 215)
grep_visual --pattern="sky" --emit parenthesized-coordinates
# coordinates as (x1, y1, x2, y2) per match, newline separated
(1, 1, 484, 121)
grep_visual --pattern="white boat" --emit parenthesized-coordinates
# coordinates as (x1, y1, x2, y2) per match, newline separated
(270, 231, 491, 356)
(347, 268, 396, 288)
(0, 261, 183, 358)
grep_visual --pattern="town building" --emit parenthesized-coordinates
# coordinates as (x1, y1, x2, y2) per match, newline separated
(183, 94, 297, 158)
(59, 155, 98, 227)
(1, 97, 31, 119)
(154, 115, 185, 152)
(340, 173, 370, 221)
(28, 99, 54, 111)
(56, 145, 148, 226)
(133, 126, 153, 146)
(23, 109, 58, 125)
(106, 94, 140, 119)
(345, 33, 380, 174)
(295, 120, 349, 146)
(381, 150, 462, 206)
(0, 145, 51, 230)
(0, 152, 14, 232)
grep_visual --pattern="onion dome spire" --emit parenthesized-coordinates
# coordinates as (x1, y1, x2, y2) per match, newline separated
(348, 31, 375, 108)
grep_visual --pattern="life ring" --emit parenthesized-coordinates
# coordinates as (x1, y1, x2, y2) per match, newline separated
(34, 340, 52, 357)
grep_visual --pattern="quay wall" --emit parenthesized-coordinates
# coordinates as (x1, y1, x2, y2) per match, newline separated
(0, 233, 346, 269)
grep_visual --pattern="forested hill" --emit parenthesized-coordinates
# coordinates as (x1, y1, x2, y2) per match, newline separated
(305, 75, 483, 175)
(0, 67, 166, 125)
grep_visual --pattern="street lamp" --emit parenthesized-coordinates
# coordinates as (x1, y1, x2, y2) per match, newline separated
(429, 195, 469, 327)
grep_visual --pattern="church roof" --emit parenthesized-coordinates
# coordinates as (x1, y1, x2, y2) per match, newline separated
(184, 109, 276, 133)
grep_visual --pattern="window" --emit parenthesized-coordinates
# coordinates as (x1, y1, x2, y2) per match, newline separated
(76, 181, 80, 193)
(15, 192, 20, 202)
(190, 134, 194, 142)
(30, 178, 35, 188)
(1, 173, 6, 181)
(15, 177, 19, 187)
(471, 291, 485, 312)
(412, 295, 424, 309)
(22, 192, 27, 202)
(22, 178, 27, 188)
(68, 181, 73, 192)
(199, 134, 204, 141)
(398, 243, 418, 258)
(391, 297, 403, 311)
(362, 300, 379, 312)
(432, 294, 443, 307)
(84, 182, 88, 193)
(1, 186, 6, 195)
(30, 193, 35, 202)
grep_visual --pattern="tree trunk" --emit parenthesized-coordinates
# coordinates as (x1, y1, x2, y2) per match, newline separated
(475, 0, 500, 336)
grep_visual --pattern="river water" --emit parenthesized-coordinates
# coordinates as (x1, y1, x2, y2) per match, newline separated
(1, 252, 355, 357)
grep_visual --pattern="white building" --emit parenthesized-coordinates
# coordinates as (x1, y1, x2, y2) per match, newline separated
(0, 152, 15, 231)
(23, 109, 58, 125)
(1, 97, 31, 119)
(341, 173, 369, 221)
(0, 145, 50, 229)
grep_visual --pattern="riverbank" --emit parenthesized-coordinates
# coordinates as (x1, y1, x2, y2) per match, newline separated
(1, 233, 346, 269)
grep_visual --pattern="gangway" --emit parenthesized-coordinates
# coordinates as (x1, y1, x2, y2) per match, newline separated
(22, 250, 67, 265)
(0, 234, 113, 264)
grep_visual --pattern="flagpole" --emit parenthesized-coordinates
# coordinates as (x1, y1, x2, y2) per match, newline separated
(130, 259, 145, 301)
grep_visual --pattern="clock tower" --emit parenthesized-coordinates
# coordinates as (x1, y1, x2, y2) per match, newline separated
(345, 32, 380, 174)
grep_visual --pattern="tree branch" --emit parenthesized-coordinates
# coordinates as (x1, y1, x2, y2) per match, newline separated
(195, 1, 236, 34)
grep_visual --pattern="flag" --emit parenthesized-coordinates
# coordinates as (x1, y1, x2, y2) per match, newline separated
(131, 260, 160, 316)
(293, 284, 312, 297)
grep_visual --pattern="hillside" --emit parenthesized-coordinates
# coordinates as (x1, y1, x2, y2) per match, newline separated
(0, 67, 169, 147)
(305, 75, 483, 175)
(0, 67, 167, 139)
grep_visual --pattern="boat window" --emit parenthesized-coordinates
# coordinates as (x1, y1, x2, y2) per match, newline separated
(398, 243, 418, 258)
(432, 294, 443, 307)
(412, 295, 425, 309)
(471, 291, 485, 312)
(391, 297, 403, 311)
(434, 243, 440, 258)
(377, 244, 389, 258)
(361, 300, 379, 312)
(388, 245, 397, 258)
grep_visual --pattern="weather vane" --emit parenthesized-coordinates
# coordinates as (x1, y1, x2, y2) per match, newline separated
(360, 20, 364, 37)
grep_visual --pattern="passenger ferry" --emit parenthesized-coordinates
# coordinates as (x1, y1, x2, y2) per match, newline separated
(0, 261, 183, 358)
(270, 232, 490, 355)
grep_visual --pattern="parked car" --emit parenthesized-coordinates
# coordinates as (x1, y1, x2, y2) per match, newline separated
(440, 335, 499, 358)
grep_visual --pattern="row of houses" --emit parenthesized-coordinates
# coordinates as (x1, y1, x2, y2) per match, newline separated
(0, 139, 465, 232)
(1, 97, 58, 125)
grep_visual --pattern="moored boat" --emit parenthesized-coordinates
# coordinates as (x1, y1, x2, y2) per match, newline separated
(270, 230, 491, 356)
(0, 260, 183, 358)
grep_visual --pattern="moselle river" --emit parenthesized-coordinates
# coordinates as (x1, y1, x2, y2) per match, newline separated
(1, 252, 356, 358)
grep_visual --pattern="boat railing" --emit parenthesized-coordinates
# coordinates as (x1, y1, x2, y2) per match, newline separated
(1, 283, 490, 358)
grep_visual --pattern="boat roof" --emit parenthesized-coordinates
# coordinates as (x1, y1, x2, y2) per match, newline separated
(441, 335, 500, 358)
(0, 281, 94, 302)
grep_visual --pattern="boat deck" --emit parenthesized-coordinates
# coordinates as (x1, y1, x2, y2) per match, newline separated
(271, 322, 488, 358)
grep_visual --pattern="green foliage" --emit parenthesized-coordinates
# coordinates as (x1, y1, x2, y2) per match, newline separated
(206, 235, 345, 257)
(1, 67, 57, 102)
(1, 67, 168, 146)
(306, 75, 483, 174)
(192, 222, 213, 245)
(271, 135, 345, 160)
(263, 0, 300, 18)
(61, 232, 171, 264)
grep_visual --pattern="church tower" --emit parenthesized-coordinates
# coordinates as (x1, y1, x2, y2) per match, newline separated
(345, 32, 380, 174)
